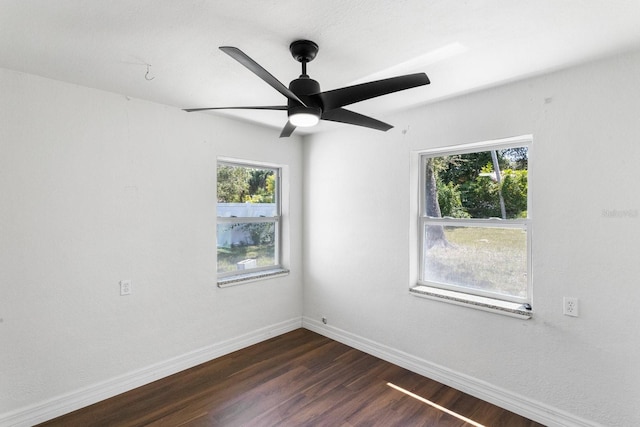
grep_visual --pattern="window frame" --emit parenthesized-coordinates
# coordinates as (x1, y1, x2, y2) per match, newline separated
(413, 135, 532, 316)
(216, 158, 288, 286)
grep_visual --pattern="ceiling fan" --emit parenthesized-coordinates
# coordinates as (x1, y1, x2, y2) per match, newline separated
(184, 40, 430, 137)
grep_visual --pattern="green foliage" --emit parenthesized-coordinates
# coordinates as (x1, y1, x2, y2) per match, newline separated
(456, 169, 528, 219)
(437, 181, 470, 218)
(463, 175, 501, 218)
(247, 169, 271, 197)
(266, 174, 275, 197)
(500, 169, 528, 218)
(217, 165, 250, 202)
(243, 173, 276, 203)
(217, 165, 275, 203)
(502, 147, 529, 169)
(429, 148, 528, 220)
(439, 152, 492, 185)
(236, 222, 274, 245)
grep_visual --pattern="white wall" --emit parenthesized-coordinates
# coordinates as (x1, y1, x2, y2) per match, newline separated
(0, 68, 303, 421)
(303, 50, 640, 426)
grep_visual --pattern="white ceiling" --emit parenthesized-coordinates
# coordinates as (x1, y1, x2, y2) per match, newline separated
(2, 0, 640, 134)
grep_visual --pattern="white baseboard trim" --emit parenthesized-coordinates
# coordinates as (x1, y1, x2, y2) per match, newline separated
(302, 317, 601, 427)
(0, 317, 302, 427)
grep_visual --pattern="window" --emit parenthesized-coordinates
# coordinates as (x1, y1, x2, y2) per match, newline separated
(216, 160, 287, 286)
(412, 136, 531, 317)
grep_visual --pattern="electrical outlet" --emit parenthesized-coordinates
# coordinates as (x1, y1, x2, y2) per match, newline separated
(563, 297, 578, 317)
(120, 279, 132, 296)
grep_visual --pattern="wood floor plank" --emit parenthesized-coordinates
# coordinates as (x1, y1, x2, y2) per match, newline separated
(38, 329, 545, 427)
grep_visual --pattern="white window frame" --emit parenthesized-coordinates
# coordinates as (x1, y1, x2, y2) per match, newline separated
(216, 158, 289, 287)
(411, 135, 533, 318)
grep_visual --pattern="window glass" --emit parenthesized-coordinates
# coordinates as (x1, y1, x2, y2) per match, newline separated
(216, 162, 281, 277)
(420, 143, 530, 302)
(424, 147, 528, 219)
(217, 222, 276, 273)
(422, 225, 527, 299)
(217, 164, 278, 217)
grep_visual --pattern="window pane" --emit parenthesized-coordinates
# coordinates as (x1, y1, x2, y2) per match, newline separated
(426, 147, 528, 219)
(217, 164, 277, 217)
(217, 222, 276, 273)
(422, 225, 527, 299)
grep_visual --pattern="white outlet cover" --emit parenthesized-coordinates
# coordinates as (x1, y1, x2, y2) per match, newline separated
(120, 279, 132, 296)
(563, 297, 578, 317)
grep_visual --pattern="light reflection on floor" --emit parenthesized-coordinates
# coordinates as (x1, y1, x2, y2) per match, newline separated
(386, 382, 485, 427)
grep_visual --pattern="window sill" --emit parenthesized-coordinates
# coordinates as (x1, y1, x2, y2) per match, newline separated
(410, 285, 532, 319)
(217, 268, 290, 288)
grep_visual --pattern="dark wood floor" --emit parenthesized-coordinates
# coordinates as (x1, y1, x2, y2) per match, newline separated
(40, 328, 545, 426)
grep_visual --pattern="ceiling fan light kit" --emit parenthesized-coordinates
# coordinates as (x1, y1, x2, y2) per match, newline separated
(184, 40, 430, 137)
(289, 107, 321, 127)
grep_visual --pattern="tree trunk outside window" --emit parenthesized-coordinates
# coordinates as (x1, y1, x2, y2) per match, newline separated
(425, 158, 448, 248)
(491, 150, 507, 219)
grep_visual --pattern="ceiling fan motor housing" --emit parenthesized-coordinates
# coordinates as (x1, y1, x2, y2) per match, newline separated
(287, 75, 322, 126)
(288, 76, 322, 123)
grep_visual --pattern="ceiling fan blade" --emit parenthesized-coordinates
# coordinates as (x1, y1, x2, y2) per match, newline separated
(315, 73, 430, 111)
(321, 108, 393, 131)
(219, 46, 307, 107)
(279, 121, 296, 138)
(183, 105, 287, 112)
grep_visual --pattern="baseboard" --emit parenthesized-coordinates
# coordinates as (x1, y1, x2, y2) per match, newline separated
(302, 317, 601, 427)
(0, 317, 302, 427)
